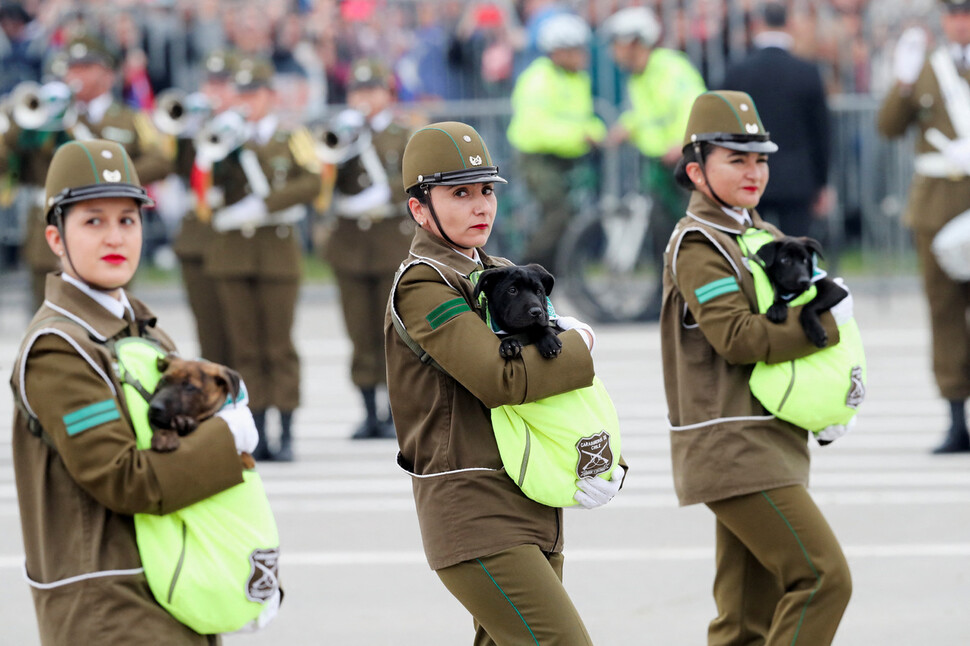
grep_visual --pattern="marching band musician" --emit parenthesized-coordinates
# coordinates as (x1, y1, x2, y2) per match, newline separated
(320, 59, 414, 440)
(204, 54, 322, 462)
(2, 34, 171, 311)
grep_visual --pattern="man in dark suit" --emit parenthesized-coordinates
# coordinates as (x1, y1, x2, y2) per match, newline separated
(720, 2, 831, 238)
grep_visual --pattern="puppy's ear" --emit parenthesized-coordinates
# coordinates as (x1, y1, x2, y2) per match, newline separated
(473, 269, 501, 301)
(756, 241, 779, 266)
(799, 237, 824, 260)
(156, 353, 175, 373)
(526, 263, 555, 295)
(217, 367, 242, 403)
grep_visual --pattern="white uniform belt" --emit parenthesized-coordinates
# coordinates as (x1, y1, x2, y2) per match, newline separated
(914, 152, 968, 179)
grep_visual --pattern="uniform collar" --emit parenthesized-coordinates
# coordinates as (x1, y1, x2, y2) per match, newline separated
(253, 114, 278, 145)
(408, 226, 496, 277)
(78, 92, 113, 124)
(684, 191, 764, 235)
(753, 31, 793, 51)
(41, 273, 157, 341)
(370, 109, 392, 133)
(60, 272, 134, 320)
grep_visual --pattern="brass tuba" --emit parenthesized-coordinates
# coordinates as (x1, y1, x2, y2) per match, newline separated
(153, 89, 211, 136)
(194, 109, 249, 165)
(8, 80, 76, 131)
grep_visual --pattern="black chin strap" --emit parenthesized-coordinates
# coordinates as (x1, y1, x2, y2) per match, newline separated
(692, 142, 733, 209)
(423, 187, 472, 251)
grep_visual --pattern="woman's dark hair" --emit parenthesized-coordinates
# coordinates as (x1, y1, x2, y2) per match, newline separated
(407, 186, 429, 205)
(673, 141, 716, 190)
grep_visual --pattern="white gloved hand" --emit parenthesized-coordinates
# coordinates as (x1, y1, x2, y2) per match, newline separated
(943, 137, 970, 175)
(815, 417, 856, 446)
(574, 467, 624, 509)
(556, 315, 595, 352)
(893, 26, 927, 84)
(215, 403, 259, 454)
(212, 195, 269, 232)
(230, 588, 281, 634)
(828, 277, 854, 326)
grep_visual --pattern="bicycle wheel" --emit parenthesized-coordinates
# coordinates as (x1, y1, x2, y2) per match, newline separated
(555, 194, 662, 324)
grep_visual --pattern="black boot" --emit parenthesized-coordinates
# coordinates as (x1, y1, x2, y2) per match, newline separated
(275, 410, 294, 462)
(375, 406, 397, 439)
(351, 387, 383, 439)
(932, 400, 970, 454)
(251, 409, 272, 461)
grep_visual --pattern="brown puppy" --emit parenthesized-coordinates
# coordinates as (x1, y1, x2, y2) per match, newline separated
(148, 355, 254, 468)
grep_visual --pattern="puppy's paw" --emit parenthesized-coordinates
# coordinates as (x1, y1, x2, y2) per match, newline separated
(537, 333, 563, 358)
(805, 322, 828, 348)
(766, 303, 789, 323)
(172, 415, 199, 436)
(499, 338, 522, 359)
(151, 429, 181, 452)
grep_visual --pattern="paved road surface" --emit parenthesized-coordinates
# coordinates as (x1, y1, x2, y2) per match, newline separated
(0, 277, 967, 645)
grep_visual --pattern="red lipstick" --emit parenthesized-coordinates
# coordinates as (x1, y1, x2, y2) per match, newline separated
(102, 255, 126, 265)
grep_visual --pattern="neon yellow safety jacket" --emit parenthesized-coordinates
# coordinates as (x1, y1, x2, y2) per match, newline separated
(620, 48, 706, 158)
(737, 229, 867, 433)
(507, 56, 607, 158)
(114, 337, 280, 635)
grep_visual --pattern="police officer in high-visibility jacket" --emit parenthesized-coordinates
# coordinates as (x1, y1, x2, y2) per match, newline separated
(507, 13, 606, 270)
(878, 0, 970, 453)
(602, 6, 706, 320)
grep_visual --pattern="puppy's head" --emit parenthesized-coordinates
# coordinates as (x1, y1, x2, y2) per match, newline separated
(756, 236, 823, 296)
(148, 354, 242, 433)
(473, 264, 555, 333)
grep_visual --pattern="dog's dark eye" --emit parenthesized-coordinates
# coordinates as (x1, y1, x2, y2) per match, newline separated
(508, 286, 517, 295)
(184, 383, 200, 394)
(780, 257, 791, 265)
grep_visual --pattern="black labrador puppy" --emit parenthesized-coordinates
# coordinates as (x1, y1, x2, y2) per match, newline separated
(473, 264, 562, 359)
(756, 236, 848, 348)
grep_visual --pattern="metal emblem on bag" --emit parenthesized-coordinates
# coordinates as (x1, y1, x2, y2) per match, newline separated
(246, 547, 280, 602)
(576, 430, 613, 478)
(846, 365, 865, 409)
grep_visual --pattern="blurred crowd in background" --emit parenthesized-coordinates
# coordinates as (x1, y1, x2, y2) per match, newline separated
(0, 0, 948, 274)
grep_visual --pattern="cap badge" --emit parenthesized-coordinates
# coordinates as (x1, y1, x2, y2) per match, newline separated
(745, 123, 760, 134)
(462, 135, 472, 142)
(355, 66, 373, 82)
(70, 43, 88, 59)
(236, 69, 253, 85)
(103, 169, 122, 182)
(740, 103, 749, 112)
(101, 150, 113, 159)
(469, 155, 483, 166)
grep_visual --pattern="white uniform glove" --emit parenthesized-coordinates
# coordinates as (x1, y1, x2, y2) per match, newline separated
(231, 588, 281, 634)
(556, 315, 595, 352)
(893, 26, 927, 84)
(828, 277, 854, 326)
(212, 195, 269, 232)
(816, 417, 856, 446)
(943, 137, 970, 175)
(215, 402, 259, 454)
(574, 467, 624, 509)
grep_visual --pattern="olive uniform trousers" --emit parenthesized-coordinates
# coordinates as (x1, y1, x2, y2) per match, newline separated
(705, 485, 851, 646)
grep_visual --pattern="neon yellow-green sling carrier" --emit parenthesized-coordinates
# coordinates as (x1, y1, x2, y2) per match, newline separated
(738, 229, 866, 434)
(113, 337, 280, 635)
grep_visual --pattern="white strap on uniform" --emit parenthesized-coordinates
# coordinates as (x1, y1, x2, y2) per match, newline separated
(930, 46, 970, 139)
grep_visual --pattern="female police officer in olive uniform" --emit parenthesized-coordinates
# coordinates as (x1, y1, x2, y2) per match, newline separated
(660, 91, 852, 645)
(10, 140, 257, 644)
(384, 122, 621, 645)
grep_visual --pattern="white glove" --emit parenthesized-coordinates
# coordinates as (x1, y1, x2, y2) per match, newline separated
(212, 195, 269, 232)
(215, 403, 259, 454)
(574, 467, 624, 509)
(829, 277, 854, 326)
(815, 417, 856, 446)
(893, 26, 927, 84)
(943, 137, 970, 175)
(556, 315, 595, 352)
(230, 588, 281, 633)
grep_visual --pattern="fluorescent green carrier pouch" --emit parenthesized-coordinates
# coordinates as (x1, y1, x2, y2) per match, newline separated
(114, 338, 280, 635)
(739, 229, 867, 433)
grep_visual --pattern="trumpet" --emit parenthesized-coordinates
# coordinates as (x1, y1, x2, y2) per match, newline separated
(194, 109, 250, 165)
(153, 89, 211, 137)
(7, 80, 76, 131)
(313, 108, 372, 165)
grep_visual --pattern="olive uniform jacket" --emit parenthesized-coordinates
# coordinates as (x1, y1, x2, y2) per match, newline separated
(7, 101, 172, 271)
(660, 192, 840, 506)
(171, 136, 214, 261)
(324, 114, 414, 275)
(877, 53, 970, 234)
(204, 122, 322, 280)
(10, 275, 244, 645)
(385, 228, 596, 570)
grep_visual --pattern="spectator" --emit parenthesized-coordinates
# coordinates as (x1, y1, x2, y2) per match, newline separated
(0, 2, 44, 94)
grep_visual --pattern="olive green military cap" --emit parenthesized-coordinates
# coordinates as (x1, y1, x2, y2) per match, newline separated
(402, 121, 508, 192)
(347, 59, 390, 91)
(204, 49, 239, 81)
(45, 140, 154, 224)
(64, 34, 118, 69)
(942, 0, 970, 12)
(682, 90, 778, 153)
(233, 55, 275, 92)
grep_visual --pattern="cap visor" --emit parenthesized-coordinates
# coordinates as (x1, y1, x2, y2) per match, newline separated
(433, 173, 508, 186)
(717, 140, 779, 153)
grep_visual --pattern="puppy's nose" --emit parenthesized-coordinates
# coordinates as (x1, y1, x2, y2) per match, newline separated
(529, 306, 544, 319)
(797, 277, 811, 289)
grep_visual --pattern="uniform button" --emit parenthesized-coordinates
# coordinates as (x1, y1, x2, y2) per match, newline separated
(276, 226, 289, 238)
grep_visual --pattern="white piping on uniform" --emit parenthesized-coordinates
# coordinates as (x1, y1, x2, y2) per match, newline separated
(43, 301, 108, 342)
(685, 211, 745, 235)
(18, 329, 117, 419)
(669, 414, 776, 432)
(23, 560, 144, 589)
(399, 464, 502, 478)
(390, 257, 459, 332)
(671, 225, 742, 279)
